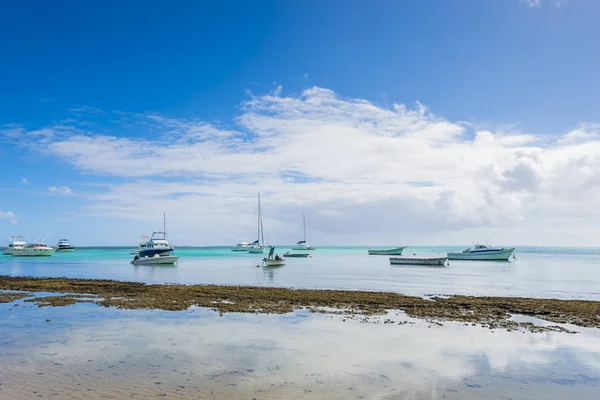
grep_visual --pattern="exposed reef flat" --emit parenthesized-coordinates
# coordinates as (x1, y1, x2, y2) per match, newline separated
(1, 276, 598, 333)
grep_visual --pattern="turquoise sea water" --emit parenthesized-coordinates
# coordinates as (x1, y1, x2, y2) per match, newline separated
(1, 246, 599, 300)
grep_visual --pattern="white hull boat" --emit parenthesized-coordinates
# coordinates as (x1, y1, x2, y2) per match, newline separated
(447, 245, 515, 261)
(132, 254, 180, 265)
(3, 236, 26, 255)
(263, 257, 286, 267)
(248, 246, 264, 254)
(12, 243, 55, 257)
(390, 256, 448, 266)
(231, 241, 249, 252)
(129, 235, 150, 254)
(368, 247, 406, 255)
(56, 239, 75, 252)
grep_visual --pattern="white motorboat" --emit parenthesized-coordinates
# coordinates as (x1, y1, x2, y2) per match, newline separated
(248, 194, 265, 254)
(447, 245, 516, 261)
(3, 236, 26, 255)
(263, 246, 285, 266)
(129, 235, 150, 255)
(390, 256, 448, 266)
(292, 213, 315, 250)
(138, 214, 175, 258)
(55, 238, 75, 252)
(12, 242, 55, 257)
(368, 247, 406, 255)
(231, 241, 249, 252)
(132, 254, 180, 265)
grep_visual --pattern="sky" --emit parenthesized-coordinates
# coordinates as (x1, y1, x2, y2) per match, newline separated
(1, 0, 600, 246)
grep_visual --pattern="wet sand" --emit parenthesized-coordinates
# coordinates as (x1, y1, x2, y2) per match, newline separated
(1, 275, 598, 332)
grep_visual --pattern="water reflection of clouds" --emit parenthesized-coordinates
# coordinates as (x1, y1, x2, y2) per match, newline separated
(2, 308, 599, 397)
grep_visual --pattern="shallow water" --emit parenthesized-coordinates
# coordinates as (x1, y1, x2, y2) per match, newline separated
(1, 246, 600, 300)
(1, 298, 599, 399)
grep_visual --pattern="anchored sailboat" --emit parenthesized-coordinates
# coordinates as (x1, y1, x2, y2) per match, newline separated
(249, 193, 265, 254)
(292, 213, 314, 250)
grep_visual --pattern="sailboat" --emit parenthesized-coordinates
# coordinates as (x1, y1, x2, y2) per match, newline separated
(292, 212, 315, 250)
(248, 193, 265, 254)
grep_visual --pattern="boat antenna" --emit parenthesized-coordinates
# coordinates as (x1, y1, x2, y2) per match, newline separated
(41, 233, 50, 243)
(259, 193, 264, 247)
(164, 212, 166, 238)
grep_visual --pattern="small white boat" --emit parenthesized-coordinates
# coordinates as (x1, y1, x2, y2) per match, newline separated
(447, 245, 516, 261)
(263, 246, 285, 266)
(390, 256, 448, 266)
(3, 236, 26, 255)
(231, 241, 249, 251)
(132, 254, 180, 265)
(292, 213, 315, 250)
(283, 251, 310, 258)
(12, 242, 55, 257)
(368, 247, 406, 256)
(55, 239, 75, 252)
(129, 235, 150, 255)
(248, 194, 265, 254)
(263, 257, 286, 267)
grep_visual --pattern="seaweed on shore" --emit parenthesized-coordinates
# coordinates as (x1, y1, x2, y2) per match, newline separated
(1, 276, 598, 333)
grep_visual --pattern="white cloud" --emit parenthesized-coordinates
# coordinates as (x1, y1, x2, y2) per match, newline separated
(48, 186, 73, 196)
(0, 210, 18, 224)
(21, 178, 29, 184)
(6, 87, 600, 245)
(523, 0, 541, 6)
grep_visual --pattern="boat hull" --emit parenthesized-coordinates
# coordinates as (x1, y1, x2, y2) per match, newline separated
(368, 247, 406, 255)
(248, 247, 264, 254)
(132, 255, 180, 265)
(231, 247, 249, 252)
(390, 257, 448, 266)
(447, 248, 515, 261)
(55, 247, 75, 252)
(11, 248, 55, 257)
(263, 258, 285, 267)
(284, 252, 310, 258)
(3, 249, 16, 255)
(292, 245, 314, 250)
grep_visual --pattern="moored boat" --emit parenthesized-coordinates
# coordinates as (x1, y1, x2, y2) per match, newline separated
(283, 251, 310, 258)
(3, 236, 26, 255)
(292, 213, 315, 250)
(263, 246, 285, 266)
(12, 242, 55, 257)
(390, 256, 448, 266)
(248, 194, 265, 254)
(447, 245, 515, 261)
(55, 239, 75, 252)
(132, 254, 179, 265)
(129, 235, 150, 255)
(231, 241, 249, 252)
(368, 247, 406, 255)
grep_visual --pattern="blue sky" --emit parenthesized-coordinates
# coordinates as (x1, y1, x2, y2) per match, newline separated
(1, 0, 600, 246)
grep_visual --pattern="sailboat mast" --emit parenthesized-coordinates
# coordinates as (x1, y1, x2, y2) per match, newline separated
(259, 194, 264, 246)
(257, 194, 260, 245)
(303, 212, 306, 242)
(163, 212, 166, 237)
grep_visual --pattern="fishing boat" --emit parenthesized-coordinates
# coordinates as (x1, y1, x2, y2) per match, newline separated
(138, 214, 175, 258)
(231, 240, 249, 252)
(55, 238, 75, 252)
(292, 213, 315, 250)
(132, 253, 179, 265)
(447, 244, 516, 261)
(368, 246, 406, 255)
(3, 236, 26, 255)
(283, 251, 310, 258)
(248, 194, 265, 254)
(390, 256, 448, 266)
(129, 235, 150, 255)
(263, 246, 285, 266)
(12, 239, 55, 257)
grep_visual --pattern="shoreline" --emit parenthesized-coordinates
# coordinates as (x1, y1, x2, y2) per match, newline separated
(1, 275, 599, 332)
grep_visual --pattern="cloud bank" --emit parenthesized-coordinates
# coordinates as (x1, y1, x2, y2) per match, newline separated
(3, 87, 600, 245)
